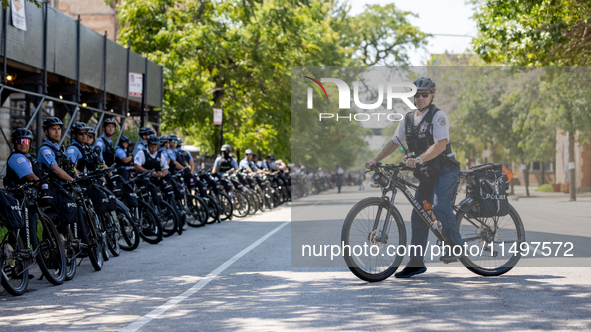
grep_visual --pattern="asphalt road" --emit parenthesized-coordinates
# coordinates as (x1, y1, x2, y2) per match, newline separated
(1, 186, 591, 331)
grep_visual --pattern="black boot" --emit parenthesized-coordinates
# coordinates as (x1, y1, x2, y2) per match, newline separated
(394, 260, 427, 278)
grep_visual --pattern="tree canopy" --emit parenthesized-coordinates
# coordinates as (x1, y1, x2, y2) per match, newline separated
(112, 0, 429, 161)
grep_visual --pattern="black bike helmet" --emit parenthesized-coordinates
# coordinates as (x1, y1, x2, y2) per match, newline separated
(147, 134, 160, 145)
(177, 139, 183, 146)
(221, 144, 231, 152)
(169, 134, 179, 141)
(139, 127, 154, 136)
(43, 117, 64, 131)
(103, 118, 117, 128)
(159, 136, 169, 146)
(71, 122, 90, 135)
(118, 135, 131, 146)
(11, 128, 33, 143)
(413, 77, 436, 93)
(88, 127, 96, 135)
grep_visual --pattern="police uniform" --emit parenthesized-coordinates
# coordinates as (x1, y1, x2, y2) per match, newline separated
(95, 134, 115, 167)
(213, 155, 237, 175)
(239, 157, 258, 171)
(115, 146, 134, 180)
(38, 139, 72, 175)
(67, 141, 101, 173)
(391, 104, 462, 262)
(4, 152, 43, 188)
(134, 140, 148, 157)
(134, 149, 169, 173)
(175, 147, 193, 167)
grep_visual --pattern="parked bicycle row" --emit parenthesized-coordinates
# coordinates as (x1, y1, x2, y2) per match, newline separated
(0, 118, 291, 296)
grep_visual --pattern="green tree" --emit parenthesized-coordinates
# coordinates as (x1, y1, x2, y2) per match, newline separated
(473, 0, 591, 200)
(112, 0, 429, 166)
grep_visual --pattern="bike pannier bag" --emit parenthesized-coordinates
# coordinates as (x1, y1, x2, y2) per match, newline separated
(0, 190, 23, 229)
(123, 182, 138, 207)
(90, 184, 110, 214)
(146, 182, 163, 207)
(53, 185, 78, 223)
(98, 186, 117, 212)
(468, 164, 510, 217)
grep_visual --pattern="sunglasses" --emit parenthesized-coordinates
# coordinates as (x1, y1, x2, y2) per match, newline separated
(414, 92, 431, 98)
(171, 139, 178, 142)
(16, 138, 30, 146)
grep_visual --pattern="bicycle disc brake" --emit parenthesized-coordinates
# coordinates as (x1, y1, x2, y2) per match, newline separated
(368, 229, 388, 249)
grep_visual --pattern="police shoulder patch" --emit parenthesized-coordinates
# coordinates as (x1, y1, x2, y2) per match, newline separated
(96, 141, 103, 147)
(16, 157, 26, 164)
(67, 148, 75, 154)
(43, 149, 52, 155)
(436, 116, 447, 127)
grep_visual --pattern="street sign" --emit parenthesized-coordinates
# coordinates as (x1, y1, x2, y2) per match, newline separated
(129, 72, 143, 97)
(214, 108, 223, 125)
(482, 149, 490, 158)
(11, 0, 27, 31)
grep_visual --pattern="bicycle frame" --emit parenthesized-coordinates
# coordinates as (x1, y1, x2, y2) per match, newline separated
(371, 166, 447, 245)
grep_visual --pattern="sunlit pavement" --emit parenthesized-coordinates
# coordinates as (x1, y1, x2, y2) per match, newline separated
(1, 187, 591, 331)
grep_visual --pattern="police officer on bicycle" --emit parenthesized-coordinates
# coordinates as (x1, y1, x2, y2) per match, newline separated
(365, 77, 463, 278)
(212, 144, 238, 175)
(134, 134, 169, 180)
(4, 128, 42, 188)
(239, 149, 259, 173)
(134, 127, 155, 157)
(37, 117, 74, 182)
(95, 118, 117, 167)
(114, 135, 134, 180)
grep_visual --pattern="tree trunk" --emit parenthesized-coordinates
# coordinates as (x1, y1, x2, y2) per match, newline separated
(568, 130, 577, 201)
(520, 153, 530, 197)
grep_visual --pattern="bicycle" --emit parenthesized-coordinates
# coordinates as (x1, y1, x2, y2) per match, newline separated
(1, 176, 67, 295)
(341, 162, 525, 282)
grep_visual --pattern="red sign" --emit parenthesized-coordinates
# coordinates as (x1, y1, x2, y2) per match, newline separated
(129, 72, 143, 97)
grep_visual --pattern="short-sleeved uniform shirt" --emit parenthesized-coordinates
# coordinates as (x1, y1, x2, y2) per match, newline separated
(37, 140, 61, 168)
(176, 148, 194, 162)
(134, 140, 147, 157)
(94, 134, 113, 160)
(134, 150, 169, 170)
(7, 152, 34, 179)
(115, 146, 132, 169)
(213, 156, 238, 174)
(391, 109, 455, 157)
(66, 142, 86, 165)
(239, 158, 258, 171)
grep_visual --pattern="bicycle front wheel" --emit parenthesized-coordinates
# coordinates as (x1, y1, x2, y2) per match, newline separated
(457, 200, 525, 276)
(341, 197, 407, 282)
(30, 212, 67, 285)
(0, 228, 29, 295)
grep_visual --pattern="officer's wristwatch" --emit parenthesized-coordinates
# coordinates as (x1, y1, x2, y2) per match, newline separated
(416, 157, 423, 164)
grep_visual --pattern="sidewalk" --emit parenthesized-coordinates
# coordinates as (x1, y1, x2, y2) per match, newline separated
(509, 185, 591, 201)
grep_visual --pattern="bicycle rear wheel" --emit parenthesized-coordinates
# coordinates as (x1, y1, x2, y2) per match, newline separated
(218, 193, 233, 221)
(341, 197, 407, 282)
(115, 206, 140, 251)
(456, 200, 525, 276)
(159, 200, 180, 237)
(232, 191, 249, 218)
(204, 195, 221, 224)
(136, 200, 163, 244)
(186, 195, 207, 227)
(0, 228, 29, 295)
(79, 207, 104, 271)
(30, 212, 67, 285)
(102, 213, 121, 257)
